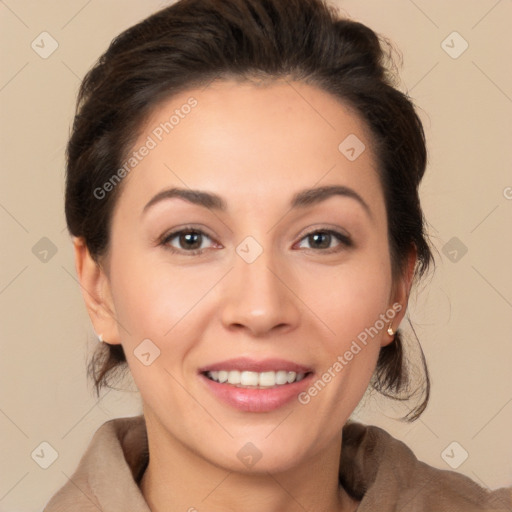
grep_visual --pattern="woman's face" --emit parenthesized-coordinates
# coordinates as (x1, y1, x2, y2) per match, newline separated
(83, 79, 409, 472)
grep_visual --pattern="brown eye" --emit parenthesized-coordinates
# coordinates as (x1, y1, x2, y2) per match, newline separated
(176, 231, 203, 250)
(307, 232, 332, 249)
(160, 229, 215, 254)
(296, 229, 352, 253)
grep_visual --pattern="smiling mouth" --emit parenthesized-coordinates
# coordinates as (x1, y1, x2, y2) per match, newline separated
(203, 370, 311, 389)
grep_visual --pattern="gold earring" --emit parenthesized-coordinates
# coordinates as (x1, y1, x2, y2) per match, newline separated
(387, 323, 394, 336)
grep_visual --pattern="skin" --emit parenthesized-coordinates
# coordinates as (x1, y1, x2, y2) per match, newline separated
(74, 79, 414, 512)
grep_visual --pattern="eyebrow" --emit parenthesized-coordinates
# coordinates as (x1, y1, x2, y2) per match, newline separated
(142, 185, 371, 218)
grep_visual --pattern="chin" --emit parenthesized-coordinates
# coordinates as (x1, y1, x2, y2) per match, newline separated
(199, 432, 318, 476)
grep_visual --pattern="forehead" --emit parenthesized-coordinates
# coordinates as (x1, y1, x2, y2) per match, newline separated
(114, 79, 383, 217)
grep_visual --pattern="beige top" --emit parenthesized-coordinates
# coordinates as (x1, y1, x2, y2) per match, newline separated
(44, 415, 511, 511)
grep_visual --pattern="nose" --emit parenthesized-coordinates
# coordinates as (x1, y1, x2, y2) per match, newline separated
(220, 248, 301, 337)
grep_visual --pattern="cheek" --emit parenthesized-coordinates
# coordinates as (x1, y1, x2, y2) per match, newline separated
(303, 255, 393, 349)
(291, 256, 393, 441)
(109, 250, 225, 348)
(107, 257, 211, 401)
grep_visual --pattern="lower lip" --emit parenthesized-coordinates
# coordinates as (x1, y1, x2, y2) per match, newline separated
(199, 373, 314, 412)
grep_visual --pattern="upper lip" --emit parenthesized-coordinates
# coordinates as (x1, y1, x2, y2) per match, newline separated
(199, 357, 313, 374)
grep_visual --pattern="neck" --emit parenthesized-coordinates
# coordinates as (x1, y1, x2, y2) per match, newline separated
(139, 412, 358, 512)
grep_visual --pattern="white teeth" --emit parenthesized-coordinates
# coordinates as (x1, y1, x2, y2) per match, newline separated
(206, 369, 307, 388)
(240, 371, 259, 386)
(227, 370, 241, 385)
(275, 370, 288, 385)
(259, 371, 276, 387)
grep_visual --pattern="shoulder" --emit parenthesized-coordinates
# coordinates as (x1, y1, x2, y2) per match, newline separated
(340, 421, 512, 511)
(43, 415, 150, 512)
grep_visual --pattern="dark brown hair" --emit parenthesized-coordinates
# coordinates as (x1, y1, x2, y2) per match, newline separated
(65, 0, 433, 421)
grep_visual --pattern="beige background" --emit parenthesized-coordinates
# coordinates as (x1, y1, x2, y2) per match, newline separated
(0, 0, 511, 510)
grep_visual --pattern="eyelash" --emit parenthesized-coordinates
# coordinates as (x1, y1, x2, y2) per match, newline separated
(158, 225, 353, 256)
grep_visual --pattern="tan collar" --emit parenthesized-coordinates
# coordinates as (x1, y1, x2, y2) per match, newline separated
(44, 415, 512, 512)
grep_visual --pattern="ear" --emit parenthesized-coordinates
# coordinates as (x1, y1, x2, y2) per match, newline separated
(73, 237, 121, 345)
(381, 247, 417, 347)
